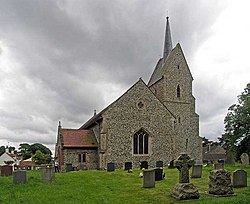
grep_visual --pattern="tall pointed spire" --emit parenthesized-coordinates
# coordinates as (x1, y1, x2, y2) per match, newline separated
(163, 16, 172, 61)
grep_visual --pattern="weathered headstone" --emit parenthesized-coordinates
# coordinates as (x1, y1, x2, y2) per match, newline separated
(13, 170, 27, 184)
(155, 168, 163, 181)
(124, 162, 132, 170)
(107, 162, 115, 171)
(1, 165, 13, 177)
(214, 163, 224, 170)
(240, 153, 249, 165)
(65, 163, 73, 172)
(191, 165, 202, 178)
(140, 161, 148, 169)
(171, 154, 199, 200)
(225, 150, 235, 165)
(232, 170, 247, 188)
(168, 160, 175, 169)
(174, 154, 194, 183)
(79, 163, 87, 170)
(156, 161, 163, 168)
(143, 169, 155, 188)
(41, 167, 55, 183)
(209, 169, 234, 195)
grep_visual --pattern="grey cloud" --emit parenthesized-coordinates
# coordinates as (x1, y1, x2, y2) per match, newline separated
(0, 0, 228, 150)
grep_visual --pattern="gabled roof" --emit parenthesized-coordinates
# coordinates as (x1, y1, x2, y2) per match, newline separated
(148, 43, 193, 87)
(61, 129, 98, 148)
(80, 78, 176, 129)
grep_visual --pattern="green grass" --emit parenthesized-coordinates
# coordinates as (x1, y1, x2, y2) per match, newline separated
(0, 165, 249, 204)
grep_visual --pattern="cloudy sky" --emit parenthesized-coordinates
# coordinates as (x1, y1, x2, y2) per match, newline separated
(0, 0, 250, 153)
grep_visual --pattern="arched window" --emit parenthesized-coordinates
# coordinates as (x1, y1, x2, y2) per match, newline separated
(177, 85, 180, 98)
(133, 129, 149, 155)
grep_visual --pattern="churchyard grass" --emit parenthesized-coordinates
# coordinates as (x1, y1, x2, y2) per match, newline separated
(0, 165, 249, 204)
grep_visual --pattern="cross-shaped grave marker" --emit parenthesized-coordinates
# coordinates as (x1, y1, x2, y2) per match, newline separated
(174, 153, 194, 183)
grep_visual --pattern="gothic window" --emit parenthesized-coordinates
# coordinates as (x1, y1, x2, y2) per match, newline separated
(78, 153, 86, 162)
(177, 85, 180, 98)
(133, 129, 149, 155)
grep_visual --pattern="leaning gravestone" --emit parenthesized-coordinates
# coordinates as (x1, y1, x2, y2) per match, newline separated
(156, 161, 163, 168)
(191, 164, 202, 178)
(1, 165, 13, 177)
(209, 169, 234, 196)
(143, 169, 155, 188)
(124, 162, 132, 170)
(240, 153, 249, 165)
(107, 162, 115, 171)
(41, 167, 55, 183)
(232, 170, 247, 188)
(171, 154, 200, 200)
(13, 170, 27, 184)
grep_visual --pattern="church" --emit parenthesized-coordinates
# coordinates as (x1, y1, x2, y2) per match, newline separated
(55, 17, 202, 171)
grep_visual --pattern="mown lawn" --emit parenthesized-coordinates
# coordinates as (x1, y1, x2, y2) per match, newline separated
(0, 165, 249, 204)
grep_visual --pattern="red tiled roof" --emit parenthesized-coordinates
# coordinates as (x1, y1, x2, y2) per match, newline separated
(62, 129, 98, 148)
(19, 160, 33, 166)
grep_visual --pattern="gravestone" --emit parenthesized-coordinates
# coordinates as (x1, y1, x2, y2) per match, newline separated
(155, 168, 163, 181)
(143, 169, 155, 188)
(171, 154, 199, 200)
(13, 170, 27, 184)
(214, 163, 224, 170)
(232, 170, 247, 188)
(156, 161, 163, 168)
(225, 150, 235, 165)
(209, 169, 234, 195)
(191, 165, 202, 178)
(107, 162, 115, 171)
(140, 161, 148, 169)
(65, 163, 73, 172)
(1, 165, 13, 177)
(240, 153, 249, 165)
(41, 167, 55, 183)
(168, 160, 175, 169)
(124, 162, 132, 170)
(79, 163, 87, 170)
(175, 154, 194, 183)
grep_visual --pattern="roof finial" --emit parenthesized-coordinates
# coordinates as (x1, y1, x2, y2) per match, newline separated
(163, 16, 172, 61)
(94, 110, 96, 116)
(58, 121, 61, 127)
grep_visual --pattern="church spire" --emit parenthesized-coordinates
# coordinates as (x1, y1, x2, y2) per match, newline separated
(163, 16, 172, 61)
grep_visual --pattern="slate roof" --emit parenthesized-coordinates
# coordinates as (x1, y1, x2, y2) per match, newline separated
(61, 129, 98, 148)
(203, 145, 226, 161)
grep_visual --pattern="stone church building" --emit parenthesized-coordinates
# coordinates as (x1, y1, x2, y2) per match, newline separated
(55, 17, 202, 170)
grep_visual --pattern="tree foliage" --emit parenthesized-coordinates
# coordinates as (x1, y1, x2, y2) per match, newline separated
(220, 83, 250, 160)
(32, 150, 51, 165)
(18, 143, 52, 161)
(0, 146, 5, 156)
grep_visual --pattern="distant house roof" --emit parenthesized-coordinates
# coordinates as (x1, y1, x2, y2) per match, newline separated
(61, 129, 98, 148)
(203, 145, 226, 161)
(19, 159, 33, 167)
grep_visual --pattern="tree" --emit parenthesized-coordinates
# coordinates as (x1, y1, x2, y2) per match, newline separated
(32, 150, 51, 165)
(18, 143, 32, 160)
(0, 146, 5, 156)
(30, 143, 52, 156)
(18, 143, 52, 161)
(221, 83, 250, 160)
